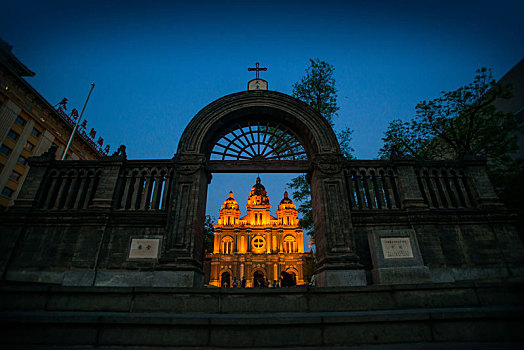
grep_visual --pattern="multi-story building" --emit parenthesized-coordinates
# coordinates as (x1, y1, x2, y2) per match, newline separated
(0, 39, 106, 211)
(206, 176, 311, 287)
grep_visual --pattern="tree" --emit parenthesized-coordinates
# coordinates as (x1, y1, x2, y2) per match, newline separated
(379, 67, 523, 236)
(288, 59, 355, 237)
(292, 59, 339, 126)
(203, 215, 215, 254)
(379, 68, 518, 166)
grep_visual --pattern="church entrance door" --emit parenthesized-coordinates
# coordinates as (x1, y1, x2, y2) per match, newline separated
(221, 272, 231, 288)
(253, 270, 265, 287)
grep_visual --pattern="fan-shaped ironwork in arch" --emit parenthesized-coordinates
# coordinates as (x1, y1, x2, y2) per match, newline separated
(210, 122, 307, 161)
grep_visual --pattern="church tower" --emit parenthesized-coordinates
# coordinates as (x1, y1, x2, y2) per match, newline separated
(206, 177, 311, 287)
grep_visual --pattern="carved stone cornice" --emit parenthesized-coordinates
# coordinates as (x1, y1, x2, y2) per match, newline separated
(174, 153, 207, 175)
(312, 153, 346, 175)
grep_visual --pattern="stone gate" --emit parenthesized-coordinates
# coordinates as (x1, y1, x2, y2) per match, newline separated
(1, 89, 523, 287)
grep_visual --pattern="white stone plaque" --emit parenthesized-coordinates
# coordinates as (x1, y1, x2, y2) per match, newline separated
(129, 238, 160, 259)
(380, 237, 414, 259)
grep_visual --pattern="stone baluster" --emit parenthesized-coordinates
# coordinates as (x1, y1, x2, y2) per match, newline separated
(436, 169, 452, 208)
(140, 172, 153, 210)
(372, 171, 384, 209)
(82, 173, 97, 209)
(128, 172, 140, 210)
(53, 172, 69, 209)
(161, 172, 172, 209)
(64, 172, 79, 209)
(381, 171, 394, 208)
(44, 174, 60, 209)
(119, 172, 132, 209)
(150, 174, 163, 210)
(354, 172, 365, 209)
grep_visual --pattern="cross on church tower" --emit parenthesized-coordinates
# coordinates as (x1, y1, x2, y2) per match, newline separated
(248, 62, 267, 79)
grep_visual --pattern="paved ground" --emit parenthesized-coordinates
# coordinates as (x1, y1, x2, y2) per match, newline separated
(1, 344, 523, 350)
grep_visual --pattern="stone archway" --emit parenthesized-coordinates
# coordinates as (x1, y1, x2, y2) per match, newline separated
(167, 90, 364, 287)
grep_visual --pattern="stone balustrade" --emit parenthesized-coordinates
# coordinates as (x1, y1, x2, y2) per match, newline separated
(17, 158, 499, 214)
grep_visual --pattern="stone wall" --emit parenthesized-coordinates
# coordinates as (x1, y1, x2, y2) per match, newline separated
(345, 159, 524, 284)
(1, 153, 523, 287)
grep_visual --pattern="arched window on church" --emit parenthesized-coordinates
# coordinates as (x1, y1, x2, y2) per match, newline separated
(222, 236, 234, 254)
(283, 235, 297, 253)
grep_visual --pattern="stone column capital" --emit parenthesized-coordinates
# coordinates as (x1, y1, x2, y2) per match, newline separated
(311, 153, 346, 175)
(174, 153, 207, 175)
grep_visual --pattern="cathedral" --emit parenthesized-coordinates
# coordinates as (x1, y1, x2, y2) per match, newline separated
(206, 177, 311, 287)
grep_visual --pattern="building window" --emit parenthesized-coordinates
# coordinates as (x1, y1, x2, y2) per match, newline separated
(0, 144, 12, 156)
(15, 116, 27, 126)
(221, 236, 234, 254)
(9, 170, 22, 182)
(7, 129, 19, 141)
(18, 156, 27, 165)
(25, 141, 35, 151)
(1, 187, 14, 198)
(251, 236, 265, 253)
(31, 128, 41, 137)
(283, 236, 297, 253)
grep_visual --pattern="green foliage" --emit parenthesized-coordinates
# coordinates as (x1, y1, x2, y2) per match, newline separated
(288, 59, 354, 237)
(203, 215, 215, 253)
(292, 59, 339, 126)
(337, 126, 356, 160)
(379, 67, 523, 235)
(287, 175, 313, 235)
(379, 68, 518, 164)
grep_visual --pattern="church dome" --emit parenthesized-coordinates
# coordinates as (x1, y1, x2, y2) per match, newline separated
(280, 191, 293, 205)
(222, 191, 239, 210)
(249, 176, 267, 197)
(247, 176, 269, 205)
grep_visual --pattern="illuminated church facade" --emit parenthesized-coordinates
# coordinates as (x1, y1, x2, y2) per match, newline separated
(206, 177, 311, 287)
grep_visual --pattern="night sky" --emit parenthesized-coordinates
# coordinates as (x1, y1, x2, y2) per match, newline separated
(2, 0, 523, 243)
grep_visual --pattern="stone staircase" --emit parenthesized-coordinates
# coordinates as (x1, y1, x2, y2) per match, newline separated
(1, 280, 524, 348)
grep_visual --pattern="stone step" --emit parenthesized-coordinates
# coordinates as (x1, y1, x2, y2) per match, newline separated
(1, 281, 523, 348)
(1, 306, 523, 348)
(1, 280, 523, 314)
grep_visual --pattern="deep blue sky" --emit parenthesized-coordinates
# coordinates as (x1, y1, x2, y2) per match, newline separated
(2, 0, 523, 237)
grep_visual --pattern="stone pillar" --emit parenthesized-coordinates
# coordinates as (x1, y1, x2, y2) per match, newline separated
(90, 159, 125, 209)
(13, 146, 56, 209)
(310, 154, 366, 286)
(0, 118, 35, 201)
(297, 230, 304, 253)
(394, 160, 427, 210)
(209, 259, 220, 287)
(0, 100, 20, 143)
(213, 231, 220, 253)
(163, 153, 208, 287)
(466, 160, 503, 208)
